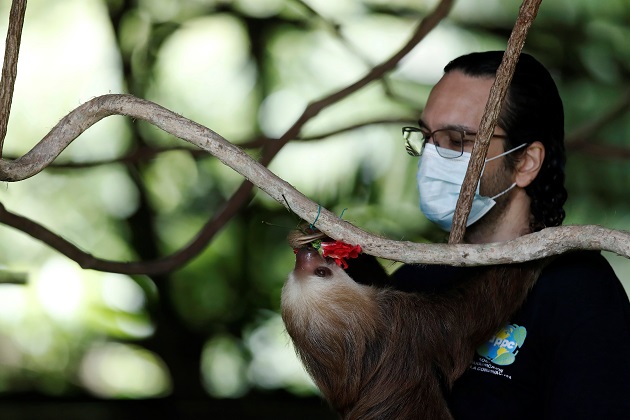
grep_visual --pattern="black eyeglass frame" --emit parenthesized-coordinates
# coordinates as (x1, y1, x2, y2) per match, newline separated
(402, 126, 508, 159)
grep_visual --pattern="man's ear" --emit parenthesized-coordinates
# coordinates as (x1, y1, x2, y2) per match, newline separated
(515, 141, 544, 188)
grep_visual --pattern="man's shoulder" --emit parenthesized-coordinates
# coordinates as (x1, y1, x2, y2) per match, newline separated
(538, 250, 622, 293)
(525, 250, 630, 321)
(545, 249, 614, 273)
(391, 250, 626, 298)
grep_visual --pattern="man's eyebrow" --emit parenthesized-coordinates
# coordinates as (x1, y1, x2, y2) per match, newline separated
(417, 119, 476, 133)
(417, 119, 429, 129)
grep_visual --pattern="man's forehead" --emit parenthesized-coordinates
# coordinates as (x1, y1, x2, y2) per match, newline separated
(421, 72, 497, 132)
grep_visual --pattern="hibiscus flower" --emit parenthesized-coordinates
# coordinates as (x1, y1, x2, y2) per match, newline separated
(320, 241, 362, 269)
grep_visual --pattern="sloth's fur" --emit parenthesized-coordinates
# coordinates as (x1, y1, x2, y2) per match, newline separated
(281, 247, 543, 419)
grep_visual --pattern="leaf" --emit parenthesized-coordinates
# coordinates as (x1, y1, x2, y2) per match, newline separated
(0, 269, 27, 284)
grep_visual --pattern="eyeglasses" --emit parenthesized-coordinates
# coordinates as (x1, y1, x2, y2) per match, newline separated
(402, 126, 508, 159)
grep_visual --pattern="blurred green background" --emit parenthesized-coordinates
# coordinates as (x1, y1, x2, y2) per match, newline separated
(0, 0, 629, 418)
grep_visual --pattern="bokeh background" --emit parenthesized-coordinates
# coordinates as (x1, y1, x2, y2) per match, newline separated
(0, 0, 629, 418)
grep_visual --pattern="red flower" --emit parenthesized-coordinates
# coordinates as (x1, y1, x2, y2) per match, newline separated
(320, 241, 362, 269)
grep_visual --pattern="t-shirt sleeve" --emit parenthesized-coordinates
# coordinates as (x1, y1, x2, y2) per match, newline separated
(536, 251, 630, 418)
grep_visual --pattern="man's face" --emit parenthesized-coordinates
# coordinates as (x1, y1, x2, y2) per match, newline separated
(420, 70, 514, 198)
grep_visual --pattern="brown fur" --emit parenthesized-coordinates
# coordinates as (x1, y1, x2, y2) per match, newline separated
(281, 247, 544, 419)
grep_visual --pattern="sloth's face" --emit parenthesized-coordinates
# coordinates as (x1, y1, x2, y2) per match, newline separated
(282, 246, 380, 335)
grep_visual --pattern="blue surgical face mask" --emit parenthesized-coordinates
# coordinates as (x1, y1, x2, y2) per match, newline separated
(417, 143, 527, 231)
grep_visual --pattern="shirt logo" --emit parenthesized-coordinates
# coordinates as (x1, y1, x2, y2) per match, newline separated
(476, 324, 527, 366)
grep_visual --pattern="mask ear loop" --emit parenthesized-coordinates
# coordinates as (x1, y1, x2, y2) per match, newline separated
(482, 143, 527, 199)
(490, 183, 517, 200)
(484, 142, 528, 163)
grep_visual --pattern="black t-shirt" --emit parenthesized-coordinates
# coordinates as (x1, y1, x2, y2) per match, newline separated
(392, 251, 630, 419)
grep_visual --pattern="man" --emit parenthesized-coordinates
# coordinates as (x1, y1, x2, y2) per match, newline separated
(394, 51, 630, 418)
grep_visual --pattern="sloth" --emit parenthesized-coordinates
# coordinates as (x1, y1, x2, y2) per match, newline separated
(281, 244, 544, 420)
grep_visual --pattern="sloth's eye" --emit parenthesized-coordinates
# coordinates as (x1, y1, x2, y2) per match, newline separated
(315, 267, 332, 278)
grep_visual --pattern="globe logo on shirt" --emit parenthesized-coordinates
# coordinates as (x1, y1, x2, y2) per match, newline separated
(476, 324, 527, 366)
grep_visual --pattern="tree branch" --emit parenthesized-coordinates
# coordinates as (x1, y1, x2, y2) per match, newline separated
(0, 0, 628, 276)
(0, 0, 454, 274)
(448, 0, 542, 244)
(0, 94, 628, 276)
(0, 0, 26, 155)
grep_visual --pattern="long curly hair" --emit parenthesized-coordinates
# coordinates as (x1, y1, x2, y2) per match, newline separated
(444, 51, 567, 231)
